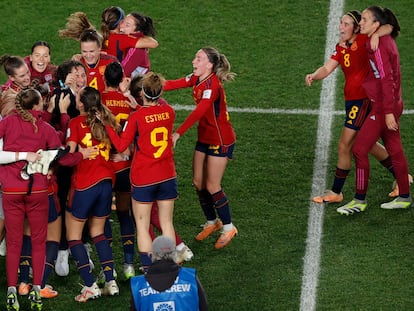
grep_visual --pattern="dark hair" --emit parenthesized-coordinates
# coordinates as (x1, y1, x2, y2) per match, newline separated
(79, 29, 102, 47)
(54, 59, 85, 87)
(141, 72, 164, 102)
(31, 41, 51, 54)
(366, 6, 400, 38)
(0, 55, 27, 76)
(128, 13, 156, 37)
(80, 86, 119, 143)
(129, 74, 144, 104)
(345, 10, 361, 31)
(101, 6, 125, 49)
(104, 62, 124, 88)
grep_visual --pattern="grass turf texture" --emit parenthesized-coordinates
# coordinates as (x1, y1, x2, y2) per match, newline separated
(1, 0, 414, 310)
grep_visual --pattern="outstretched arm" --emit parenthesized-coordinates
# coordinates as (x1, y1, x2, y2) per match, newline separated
(305, 58, 339, 87)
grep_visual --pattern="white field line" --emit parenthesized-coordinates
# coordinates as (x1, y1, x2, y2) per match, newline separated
(299, 1, 344, 311)
(173, 104, 414, 116)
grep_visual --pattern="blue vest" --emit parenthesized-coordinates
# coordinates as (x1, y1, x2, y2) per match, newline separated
(131, 267, 199, 311)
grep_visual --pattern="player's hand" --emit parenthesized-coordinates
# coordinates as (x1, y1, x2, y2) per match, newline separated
(305, 74, 314, 87)
(385, 113, 398, 131)
(172, 132, 180, 148)
(370, 33, 379, 51)
(78, 145, 99, 159)
(26, 151, 41, 163)
(58, 93, 71, 114)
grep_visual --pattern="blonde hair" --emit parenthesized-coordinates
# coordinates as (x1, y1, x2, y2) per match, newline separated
(202, 47, 236, 83)
(59, 12, 98, 41)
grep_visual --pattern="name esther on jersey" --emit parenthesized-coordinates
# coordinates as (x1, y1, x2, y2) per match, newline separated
(145, 112, 171, 123)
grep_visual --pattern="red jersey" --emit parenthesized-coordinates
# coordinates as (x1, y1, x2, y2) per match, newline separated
(0, 111, 62, 193)
(331, 34, 370, 100)
(106, 33, 140, 62)
(67, 115, 114, 190)
(80, 53, 118, 93)
(362, 35, 403, 115)
(106, 101, 176, 187)
(164, 73, 236, 146)
(101, 89, 134, 173)
(121, 33, 150, 78)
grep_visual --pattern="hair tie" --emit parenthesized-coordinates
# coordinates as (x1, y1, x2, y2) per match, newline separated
(142, 88, 161, 101)
(112, 7, 125, 29)
(346, 12, 359, 25)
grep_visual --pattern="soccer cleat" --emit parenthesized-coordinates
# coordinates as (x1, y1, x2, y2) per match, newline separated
(123, 264, 135, 280)
(380, 196, 412, 209)
(388, 174, 413, 197)
(18, 282, 31, 296)
(336, 199, 367, 215)
(176, 245, 194, 263)
(195, 220, 223, 241)
(28, 289, 42, 311)
(215, 226, 238, 249)
(55, 249, 69, 276)
(312, 190, 343, 204)
(101, 280, 120, 296)
(39, 286, 58, 299)
(6, 291, 19, 311)
(75, 282, 101, 302)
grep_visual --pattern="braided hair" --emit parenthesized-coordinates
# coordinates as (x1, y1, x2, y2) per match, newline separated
(14, 88, 41, 133)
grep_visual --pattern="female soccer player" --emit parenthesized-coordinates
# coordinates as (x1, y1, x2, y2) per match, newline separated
(101, 61, 136, 279)
(118, 11, 157, 77)
(0, 88, 64, 310)
(103, 72, 178, 271)
(164, 47, 238, 249)
(65, 86, 119, 302)
(59, 15, 118, 93)
(338, 6, 411, 213)
(0, 55, 31, 116)
(100, 6, 158, 64)
(306, 11, 402, 212)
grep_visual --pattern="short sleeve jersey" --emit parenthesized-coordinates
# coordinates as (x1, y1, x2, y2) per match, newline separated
(67, 115, 114, 190)
(101, 90, 134, 172)
(331, 34, 370, 100)
(80, 53, 119, 93)
(106, 101, 176, 187)
(164, 73, 236, 146)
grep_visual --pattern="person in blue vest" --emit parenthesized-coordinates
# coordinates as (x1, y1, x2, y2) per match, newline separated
(130, 236, 208, 311)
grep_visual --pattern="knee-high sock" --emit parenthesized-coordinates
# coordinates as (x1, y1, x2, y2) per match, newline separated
(331, 167, 351, 194)
(42, 241, 59, 288)
(117, 210, 135, 265)
(212, 189, 232, 225)
(197, 189, 216, 221)
(93, 234, 115, 282)
(19, 235, 32, 284)
(69, 240, 94, 287)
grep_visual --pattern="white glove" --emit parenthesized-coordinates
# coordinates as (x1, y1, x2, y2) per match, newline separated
(27, 149, 59, 175)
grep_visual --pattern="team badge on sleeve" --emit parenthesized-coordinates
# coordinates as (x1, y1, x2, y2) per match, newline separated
(185, 73, 193, 82)
(202, 89, 212, 99)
